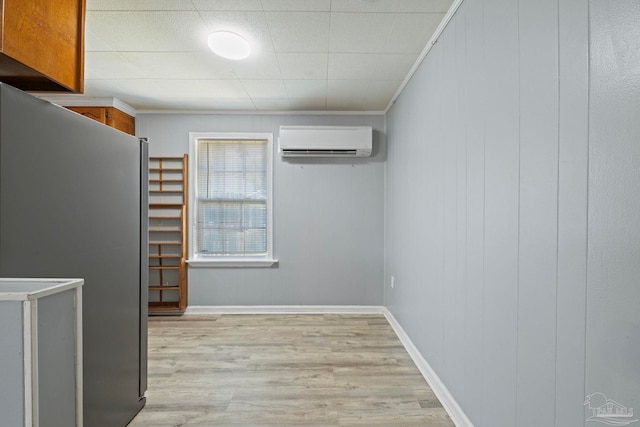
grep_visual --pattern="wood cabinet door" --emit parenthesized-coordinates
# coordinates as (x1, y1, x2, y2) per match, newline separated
(67, 106, 107, 125)
(66, 106, 136, 136)
(0, 0, 85, 92)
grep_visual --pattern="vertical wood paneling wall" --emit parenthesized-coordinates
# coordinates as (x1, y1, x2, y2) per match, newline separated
(136, 114, 385, 306)
(386, 0, 640, 426)
(586, 0, 640, 419)
(385, 0, 595, 425)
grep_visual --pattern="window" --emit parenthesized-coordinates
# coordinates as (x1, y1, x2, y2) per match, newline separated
(188, 132, 275, 267)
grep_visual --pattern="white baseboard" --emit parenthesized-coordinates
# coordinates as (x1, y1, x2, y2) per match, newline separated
(184, 305, 386, 315)
(383, 308, 474, 427)
(182, 304, 471, 426)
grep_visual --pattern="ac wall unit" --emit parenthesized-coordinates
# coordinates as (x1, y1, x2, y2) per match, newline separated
(278, 125, 372, 157)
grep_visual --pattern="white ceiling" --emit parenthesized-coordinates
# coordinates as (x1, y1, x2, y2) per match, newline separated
(82, 0, 454, 113)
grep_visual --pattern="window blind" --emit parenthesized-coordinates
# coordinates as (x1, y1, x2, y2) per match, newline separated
(196, 139, 268, 256)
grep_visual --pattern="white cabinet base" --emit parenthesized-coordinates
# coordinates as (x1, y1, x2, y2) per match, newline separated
(0, 278, 83, 427)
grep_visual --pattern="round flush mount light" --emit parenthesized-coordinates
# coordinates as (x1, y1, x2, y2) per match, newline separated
(207, 31, 251, 60)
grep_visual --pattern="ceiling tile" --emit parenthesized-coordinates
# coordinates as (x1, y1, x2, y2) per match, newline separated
(158, 79, 249, 99)
(327, 79, 400, 110)
(86, 11, 207, 51)
(86, 78, 249, 100)
(326, 97, 388, 111)
(204, 99, 258, 110)
(205, 99, 259, 110)
(80, 0, 452, 112)
(330, 0, 454, 13)
(198, 11, 273, 54)
(84, 52, 140, 79)
(283, 80, 327, 98)
(367, 97, 391, 110)
(251, 98, 292, 110)
(87, 52, 230, 79)
(124, 52, 233, 79)
(288, 98, 327, 110)
(325, 97, 357, 110)
(265, 12, 330, 52)
(86, 0, 195, 11)
(228, 51, 283, 79)
(328, 53, 416, 80)
(83, 79, 178, 101)
(124, 97, 257, 111)
(329, 12, 444, 53)
(84, 26, 118, 52)
(260, 0, 330, 11)
(191, 0, 262, 11)
(86, 50, 284, 81)
(242, 80, 288, 98)
(277, 53, 328, 79)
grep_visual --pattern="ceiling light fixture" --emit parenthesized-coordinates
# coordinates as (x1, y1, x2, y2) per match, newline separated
(207, 31, 251, 60)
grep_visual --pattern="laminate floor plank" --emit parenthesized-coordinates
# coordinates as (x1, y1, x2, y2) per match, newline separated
(128, 314, 454, 426)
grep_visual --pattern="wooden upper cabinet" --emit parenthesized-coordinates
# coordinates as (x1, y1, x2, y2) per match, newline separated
(0, 0, 85, 92)
(105, 107, 136, 136)
(67, 106, 136, 136)
(67, 106, 107, 124)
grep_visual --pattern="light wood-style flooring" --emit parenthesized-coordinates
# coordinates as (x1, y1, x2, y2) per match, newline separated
(127, 314, 454, 426)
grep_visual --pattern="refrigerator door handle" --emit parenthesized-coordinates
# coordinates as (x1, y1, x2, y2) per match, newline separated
(138, 138, 149, 398)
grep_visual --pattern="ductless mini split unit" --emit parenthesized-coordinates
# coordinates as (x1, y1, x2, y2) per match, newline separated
(278, 125, 373, 157)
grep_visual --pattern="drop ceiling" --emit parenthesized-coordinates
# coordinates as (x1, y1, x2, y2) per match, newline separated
(80, 0, 454, 113)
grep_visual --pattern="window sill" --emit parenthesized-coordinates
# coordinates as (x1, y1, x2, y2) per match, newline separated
(186, 258, 278, 268)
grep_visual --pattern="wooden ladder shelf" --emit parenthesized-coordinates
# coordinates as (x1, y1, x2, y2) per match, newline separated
(148, 155, 188, 314)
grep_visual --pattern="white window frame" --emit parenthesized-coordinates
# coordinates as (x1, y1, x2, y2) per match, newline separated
(187, 132, 276, 267)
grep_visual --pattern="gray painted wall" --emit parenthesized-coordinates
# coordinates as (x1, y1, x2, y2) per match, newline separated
(385, 0, 639, 426)
(136, 114, 385, 305)
(586, 0, 640, 419)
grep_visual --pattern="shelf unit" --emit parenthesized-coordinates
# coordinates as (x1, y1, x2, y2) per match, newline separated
(148, 155, 188, 314)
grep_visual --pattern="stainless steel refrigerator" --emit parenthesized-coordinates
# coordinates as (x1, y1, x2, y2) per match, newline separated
(0, 83, 148, 426)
